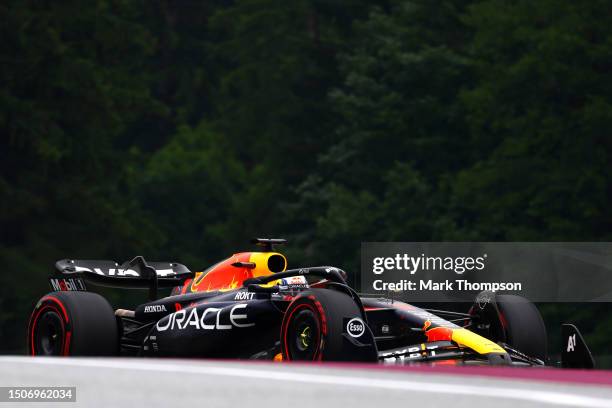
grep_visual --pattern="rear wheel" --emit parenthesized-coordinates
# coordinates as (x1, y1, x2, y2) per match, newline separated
(28, 291, 119, 356)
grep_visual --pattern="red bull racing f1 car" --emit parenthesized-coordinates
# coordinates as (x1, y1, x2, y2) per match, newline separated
(27, 239, 595, 368)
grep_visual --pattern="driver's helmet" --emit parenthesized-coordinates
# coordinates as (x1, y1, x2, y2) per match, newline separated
(278, 275, 309, 288)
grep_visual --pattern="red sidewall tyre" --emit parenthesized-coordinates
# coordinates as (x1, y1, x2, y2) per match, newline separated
(281, 297, 326, 361)
(281, 288, 377, 362)
(28, 296, 71, 356)
(28, 291, 118, 356)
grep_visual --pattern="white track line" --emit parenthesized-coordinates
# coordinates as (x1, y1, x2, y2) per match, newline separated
(2, 358, 612, 408)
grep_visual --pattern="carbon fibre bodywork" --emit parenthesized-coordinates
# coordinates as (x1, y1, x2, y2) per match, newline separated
(31, 240, 592, 367)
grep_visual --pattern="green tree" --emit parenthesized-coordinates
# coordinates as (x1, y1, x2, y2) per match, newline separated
(290, 0, 474, 268)
(0, 0, 163, 351)
(453, 0, 612, 240)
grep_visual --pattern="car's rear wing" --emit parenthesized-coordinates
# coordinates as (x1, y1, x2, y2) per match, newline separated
(55, 256, 194, 300)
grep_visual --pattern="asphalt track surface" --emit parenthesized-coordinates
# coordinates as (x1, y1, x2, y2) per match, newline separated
(1, 357, 612, 408)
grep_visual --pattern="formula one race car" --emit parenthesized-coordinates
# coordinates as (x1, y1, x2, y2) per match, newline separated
(28, 239, 595, 368)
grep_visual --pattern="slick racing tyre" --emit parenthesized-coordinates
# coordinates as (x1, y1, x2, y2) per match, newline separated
(28, 291, 118, 356)
(495, 294, 547, 361)
(280, 288, 377, 362)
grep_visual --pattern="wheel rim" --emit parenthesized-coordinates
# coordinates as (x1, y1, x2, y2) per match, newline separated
(35, 310, 64, 355)
(287, 307, 321, 360)
(298, 326, 312, 350)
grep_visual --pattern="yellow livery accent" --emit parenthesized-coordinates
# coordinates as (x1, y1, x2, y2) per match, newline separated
(188, 251, 287, 293)
(249, 252, 287, 287)
(248, 252, 287, 277)
(451, 328, 507, 355)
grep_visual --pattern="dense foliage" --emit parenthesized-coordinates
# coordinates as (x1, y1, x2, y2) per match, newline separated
(1, 0, 610, 361)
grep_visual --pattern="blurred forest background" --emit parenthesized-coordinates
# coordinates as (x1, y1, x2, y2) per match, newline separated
(1, 0, 611, 363)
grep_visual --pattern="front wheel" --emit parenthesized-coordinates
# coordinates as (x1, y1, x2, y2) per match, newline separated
(471, 292, 547, 362)
(495, 294, 547, 361)
(28, 291, 119, 356)
(280, 288, 377, 362)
